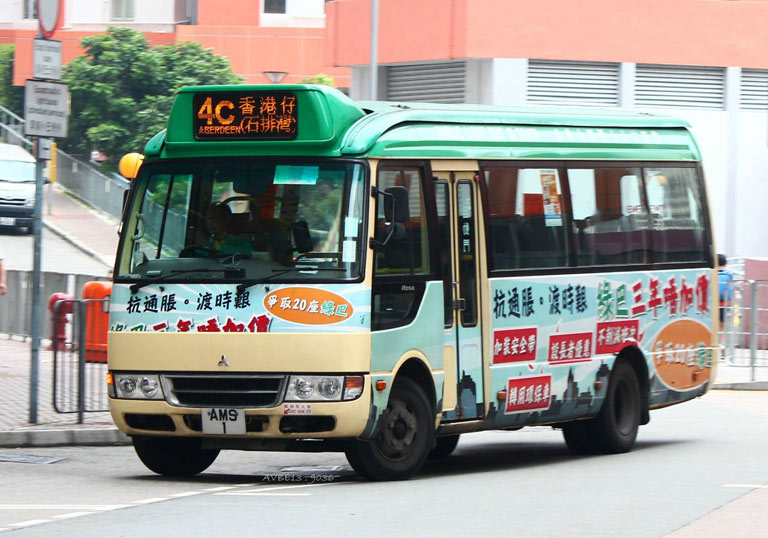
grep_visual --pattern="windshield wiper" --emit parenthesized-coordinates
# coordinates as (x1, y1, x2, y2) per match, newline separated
(236, 267, 345, 295)
(130, 268, 234, 294)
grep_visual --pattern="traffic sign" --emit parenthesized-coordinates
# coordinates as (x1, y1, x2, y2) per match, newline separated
(24, 80, 69, 138)
(33, 38, 62, 80)
(38, 0, 63, 39)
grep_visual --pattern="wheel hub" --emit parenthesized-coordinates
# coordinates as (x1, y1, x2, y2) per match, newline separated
(378, 400, 417, 459)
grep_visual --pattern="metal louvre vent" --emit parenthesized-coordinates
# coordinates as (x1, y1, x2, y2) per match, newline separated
(164, 374, 286, 408)
(636, 64, 725, 110)
(527, 60, 620, 107)
(386, 62, 466, 103)
(741, 69, 768, 110)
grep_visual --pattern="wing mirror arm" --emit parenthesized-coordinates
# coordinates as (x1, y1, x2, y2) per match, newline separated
(369, 187, 396, 249)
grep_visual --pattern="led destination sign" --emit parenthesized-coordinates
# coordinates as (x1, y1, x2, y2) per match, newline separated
(193, 91, 298, 140)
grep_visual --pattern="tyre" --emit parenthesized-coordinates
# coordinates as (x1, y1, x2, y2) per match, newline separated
(133, 436, 220, 477)
(561, 421, 595, 455)
(428, 434, 460, 459)
(589, 360, 642, 453)
(345, 377, 435, 481)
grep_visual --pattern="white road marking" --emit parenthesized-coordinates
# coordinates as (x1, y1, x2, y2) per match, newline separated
(722, 484, 768, 488)
(221, 493, 313, 497)
(168, 491, 203, 498)
(203, 486, 235, 492)
(131, 498, 169, 505)
(0, 505, 126, 511)
(8, 520, 52, 528)
(53, 512, 94, 519)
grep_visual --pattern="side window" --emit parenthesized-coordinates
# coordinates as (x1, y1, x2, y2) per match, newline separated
(567, 167, 649, 266)
(374, 166, 431, 275)
(484, 165, 568, 270)
(644, 167, 707, 262)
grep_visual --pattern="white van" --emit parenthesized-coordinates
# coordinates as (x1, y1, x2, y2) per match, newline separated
(0, 142, 36, 233)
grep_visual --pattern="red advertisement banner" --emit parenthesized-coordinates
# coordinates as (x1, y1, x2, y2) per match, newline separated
(493, 327, 538, 364)
(548, 332, 592, 364)
(505, 375, 552, 414)
(595, 319, 639, 354)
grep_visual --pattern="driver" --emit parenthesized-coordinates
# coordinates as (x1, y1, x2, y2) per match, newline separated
(204, 203, 253, 255)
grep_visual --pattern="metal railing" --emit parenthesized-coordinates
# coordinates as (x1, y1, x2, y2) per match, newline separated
(0, 103, 128, 220)
(0, 270, 106, 338)
(55, 150, 130, 220)
(721, 278, 768, 381)
(52, 298, 110, 422)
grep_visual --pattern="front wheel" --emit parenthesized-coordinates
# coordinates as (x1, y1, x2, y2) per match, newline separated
(429, 434, 460, 459)
(133, 436, 220, 477)
(345, 378, 434, 481)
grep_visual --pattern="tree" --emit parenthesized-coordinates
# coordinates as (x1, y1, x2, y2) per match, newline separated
(301, 74, 335, 87)
(62, 27, 242, 170)
(0, 44, 23, 116)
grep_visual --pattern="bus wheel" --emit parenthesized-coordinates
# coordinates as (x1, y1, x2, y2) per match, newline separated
(345, 378, 434, 481)
(590, 360, 641, 453)
(429, 434, 460, 459)
(562, 421, 596, 455)
(133, 436, 220, 477)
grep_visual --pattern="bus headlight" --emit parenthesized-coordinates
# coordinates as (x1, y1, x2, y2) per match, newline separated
(111, 373, 164, 400)
(284, 375, 364, 402)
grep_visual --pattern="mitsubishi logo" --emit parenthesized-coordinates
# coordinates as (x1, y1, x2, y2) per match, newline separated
(218, 354, 230, 367)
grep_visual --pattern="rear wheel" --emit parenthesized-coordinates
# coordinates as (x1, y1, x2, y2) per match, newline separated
(562, 421, 595, 454)
(345, 377, 434, 481)
(562, 360, 642, 455)
(133, 436, 220, 477)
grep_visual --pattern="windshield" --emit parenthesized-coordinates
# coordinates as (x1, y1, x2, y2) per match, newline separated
(116, 159, 367, 283)
(0, 160, 35, 182)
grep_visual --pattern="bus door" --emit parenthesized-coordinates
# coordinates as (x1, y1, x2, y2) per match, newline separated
(434, 171, 484, 421)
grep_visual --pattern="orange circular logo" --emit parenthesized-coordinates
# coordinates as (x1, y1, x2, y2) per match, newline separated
(652, 319, 712, 391)
(263, 287, 354, 325)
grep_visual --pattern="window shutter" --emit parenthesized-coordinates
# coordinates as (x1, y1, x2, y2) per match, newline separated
(527, 60, 620, 107)
(635, 64, 725, 110)
(740, 69, 768, 110)
(386, 62, 466, 104)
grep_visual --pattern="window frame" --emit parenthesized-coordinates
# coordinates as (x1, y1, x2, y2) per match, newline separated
(372, 160, 440, 283)
(113, 156, 371, 286)
(479, 160, 714, 278)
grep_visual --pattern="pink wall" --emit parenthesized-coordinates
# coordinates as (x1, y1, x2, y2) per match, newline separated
(327, 0, 768, 68)
(197, 0, 261, 26)
(177, 25, 350, 86)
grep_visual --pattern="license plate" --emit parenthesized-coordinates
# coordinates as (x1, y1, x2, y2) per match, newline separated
(201, 408, 245, 435)
(0, 217, 15, 226)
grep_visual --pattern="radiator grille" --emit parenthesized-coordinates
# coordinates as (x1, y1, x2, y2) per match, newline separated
(164, 374, 286, 408)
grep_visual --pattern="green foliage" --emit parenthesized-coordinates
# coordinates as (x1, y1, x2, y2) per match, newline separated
(62, 27, 242, 171)
(0, 44, 23, 115)
(300, 73, 335, 87)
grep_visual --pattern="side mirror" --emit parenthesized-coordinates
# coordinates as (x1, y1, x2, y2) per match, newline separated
(370, 186, 409, 248)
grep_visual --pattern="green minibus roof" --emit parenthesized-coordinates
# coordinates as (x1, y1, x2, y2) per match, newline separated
(147, 84, 700, 162)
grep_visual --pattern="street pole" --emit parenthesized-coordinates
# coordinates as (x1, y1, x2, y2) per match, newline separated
(29, 140, 45, 423)
(369, 0, 379, 100)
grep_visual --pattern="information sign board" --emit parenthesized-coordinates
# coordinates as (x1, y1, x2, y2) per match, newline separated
(33, 38, 62, 80)
(24, 80, 68, 138)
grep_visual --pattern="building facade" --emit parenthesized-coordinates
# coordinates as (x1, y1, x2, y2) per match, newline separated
(0, 0, 349, 86)
(325, 0, 768, 259)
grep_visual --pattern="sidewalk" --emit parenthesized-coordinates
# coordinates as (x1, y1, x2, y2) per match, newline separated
(42, 183, 119, 269)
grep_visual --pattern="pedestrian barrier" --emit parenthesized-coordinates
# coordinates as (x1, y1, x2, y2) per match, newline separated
(721, 278, 768, 381)
(52, 296, 110, 422)
(0, 270, 104, 338)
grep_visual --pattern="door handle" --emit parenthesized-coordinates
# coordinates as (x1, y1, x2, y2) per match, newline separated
(452, 281, 465, 311)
